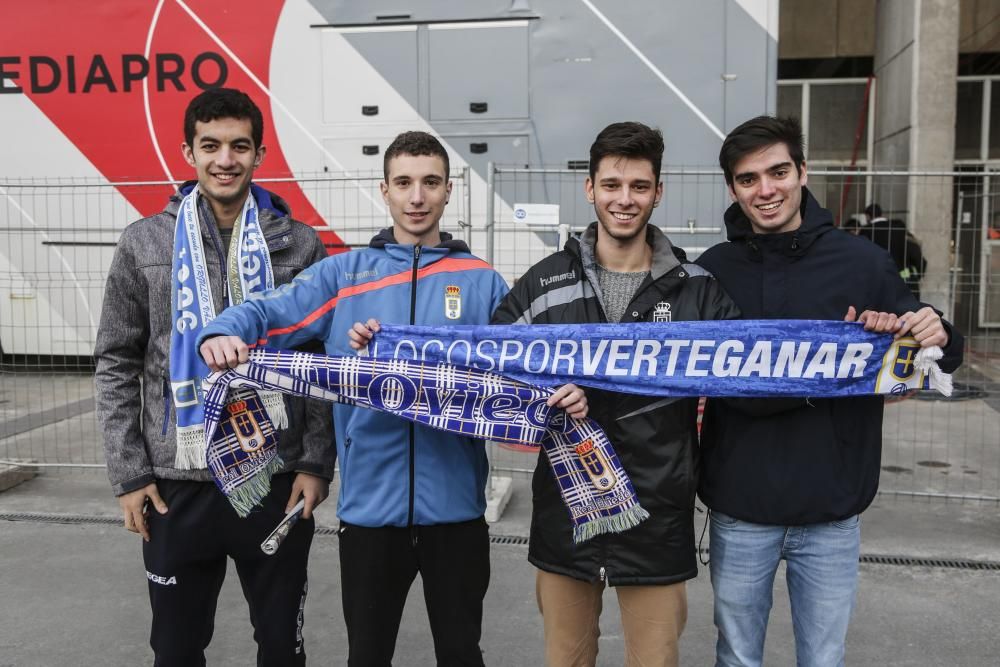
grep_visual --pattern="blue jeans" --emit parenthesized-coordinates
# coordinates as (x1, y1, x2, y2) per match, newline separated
(709, 511, 861, 667)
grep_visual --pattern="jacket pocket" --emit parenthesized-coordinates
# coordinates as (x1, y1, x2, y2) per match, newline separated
(832, 514, 861, 531)
(340, 436, 352, 490)
(161, 376, 171, 437)
(710, 510, 739, 527)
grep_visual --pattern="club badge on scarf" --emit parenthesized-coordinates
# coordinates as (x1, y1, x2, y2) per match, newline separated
(203, 350, 649, 541)
(367, 320, 953, 398)
(169, 184, 286, 471)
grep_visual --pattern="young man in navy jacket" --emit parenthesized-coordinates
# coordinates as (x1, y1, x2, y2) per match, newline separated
(696, 115, 964, 667)
(199, 132, 512, 666)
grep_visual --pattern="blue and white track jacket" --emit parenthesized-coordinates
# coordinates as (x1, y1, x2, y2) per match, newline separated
(200, 229, 509, 527)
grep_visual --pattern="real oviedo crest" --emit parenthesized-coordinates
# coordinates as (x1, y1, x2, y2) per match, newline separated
(575, 438, 618, 490)
(227, 400, 264, 453)
(653, 302, 672, 322)
(445, 285, 462, 320)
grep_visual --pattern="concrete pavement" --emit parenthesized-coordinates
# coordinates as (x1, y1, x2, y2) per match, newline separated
(1, 468, 999, 666)
(2, 362, 999, 665)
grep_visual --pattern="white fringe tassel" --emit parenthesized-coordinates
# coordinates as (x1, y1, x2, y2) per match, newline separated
(261, 391, 288, 430)
(915, 346, 953, 397)
(175, 425, 208, 469)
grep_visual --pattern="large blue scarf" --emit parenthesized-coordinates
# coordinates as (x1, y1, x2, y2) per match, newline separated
(201, 321, 952, 539)
(367, 320, 952, 397)
(203, 350, 648, 542)
(169, 184, 284, 469)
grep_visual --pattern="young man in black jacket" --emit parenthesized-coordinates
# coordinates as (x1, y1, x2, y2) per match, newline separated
(492, 122, 739, 667)
(696, 115, 963, 667)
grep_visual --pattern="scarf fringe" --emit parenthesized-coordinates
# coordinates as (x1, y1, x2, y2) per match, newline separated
(261, 392, 288, 429)
(175, 425, 208, 469)
(572, 503, 650, 544)
(227, 455, 285, 518)
(915, 346, 953, 397)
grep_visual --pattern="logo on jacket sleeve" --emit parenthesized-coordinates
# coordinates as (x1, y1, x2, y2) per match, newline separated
(653, 302, 672, 322)
(575, 439, 618, 490)
(445, 285, 462, 320)
(227, 400, 264, 453)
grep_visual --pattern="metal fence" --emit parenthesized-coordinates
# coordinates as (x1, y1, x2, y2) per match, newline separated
(0, 170, 471, 469)
(1, 166, 998, 504)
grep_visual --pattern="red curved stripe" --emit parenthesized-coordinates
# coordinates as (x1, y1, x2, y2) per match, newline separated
(3, 0, 345, 253)
(262, 257, 494, 340)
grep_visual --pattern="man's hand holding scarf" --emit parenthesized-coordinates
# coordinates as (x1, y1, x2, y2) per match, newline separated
(348, 318, 590, 420)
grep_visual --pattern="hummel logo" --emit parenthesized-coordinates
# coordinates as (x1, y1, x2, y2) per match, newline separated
(540, 271, 575, 288)
(345, 269, 378, 281)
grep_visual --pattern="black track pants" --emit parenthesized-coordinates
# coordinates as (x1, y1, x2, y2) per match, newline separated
(142, 475, 313, 667)
(338, 518, 490, 667)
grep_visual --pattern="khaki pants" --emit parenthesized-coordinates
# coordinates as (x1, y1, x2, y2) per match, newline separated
(536, 568, 687, 667)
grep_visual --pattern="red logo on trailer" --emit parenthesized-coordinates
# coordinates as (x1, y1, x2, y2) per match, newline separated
(0, 0, 345, 252)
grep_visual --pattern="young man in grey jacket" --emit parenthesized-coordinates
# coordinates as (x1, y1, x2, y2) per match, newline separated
(94, 87, 334, 666)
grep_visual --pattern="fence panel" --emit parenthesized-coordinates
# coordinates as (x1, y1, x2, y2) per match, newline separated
(0, 171, 469, 469)
(1, 167, 998, 505)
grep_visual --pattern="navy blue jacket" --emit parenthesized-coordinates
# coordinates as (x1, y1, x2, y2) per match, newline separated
(696, 188, 963, 524)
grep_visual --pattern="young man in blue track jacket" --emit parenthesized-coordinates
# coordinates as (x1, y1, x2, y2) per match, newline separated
(199, 132, 513, 666)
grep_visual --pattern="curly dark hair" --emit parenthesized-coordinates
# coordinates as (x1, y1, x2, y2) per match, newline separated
(183, 87, 264, 148)
(383, 131, 450, 180)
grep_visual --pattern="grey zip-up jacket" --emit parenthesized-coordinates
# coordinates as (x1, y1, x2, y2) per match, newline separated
(94, 183, 335, 496)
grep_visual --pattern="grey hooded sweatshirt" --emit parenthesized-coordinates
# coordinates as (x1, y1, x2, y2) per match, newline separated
(94, 183, 335, 496)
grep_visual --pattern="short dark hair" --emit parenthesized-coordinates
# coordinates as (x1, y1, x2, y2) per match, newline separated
(589, 122, 664, 182)
(864, 203, 883, 218)
(719, 115, 805, 186)
(383, 131, 450, 181)
(183, 88, 264, 149)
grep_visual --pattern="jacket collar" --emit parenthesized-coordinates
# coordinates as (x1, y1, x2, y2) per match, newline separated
(368, 227, 470, 261)
(167, 181, 295, 249)
(722, 186, 832, 257)
(571, 222, 685, 281)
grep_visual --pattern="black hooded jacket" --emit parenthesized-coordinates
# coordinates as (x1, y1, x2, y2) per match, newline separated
(695, 188, 963, 525)
(492, 222, 740, 585)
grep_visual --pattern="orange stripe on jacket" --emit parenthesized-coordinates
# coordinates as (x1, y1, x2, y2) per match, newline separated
(259, 257, 493, 342)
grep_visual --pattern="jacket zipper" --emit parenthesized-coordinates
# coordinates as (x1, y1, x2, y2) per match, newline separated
(161, 377, 171, 437)
(407, 246, 421, 531)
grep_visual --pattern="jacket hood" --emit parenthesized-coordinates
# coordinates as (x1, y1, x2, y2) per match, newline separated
(167, 181, 292, 219)
(722, 186, 833, 256)
(568, 222, 686, 281)
(368, 227, 471, 253)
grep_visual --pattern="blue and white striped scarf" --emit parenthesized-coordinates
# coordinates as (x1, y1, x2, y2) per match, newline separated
(203, 349, 648, 542)
(169, 184, 284, 469)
